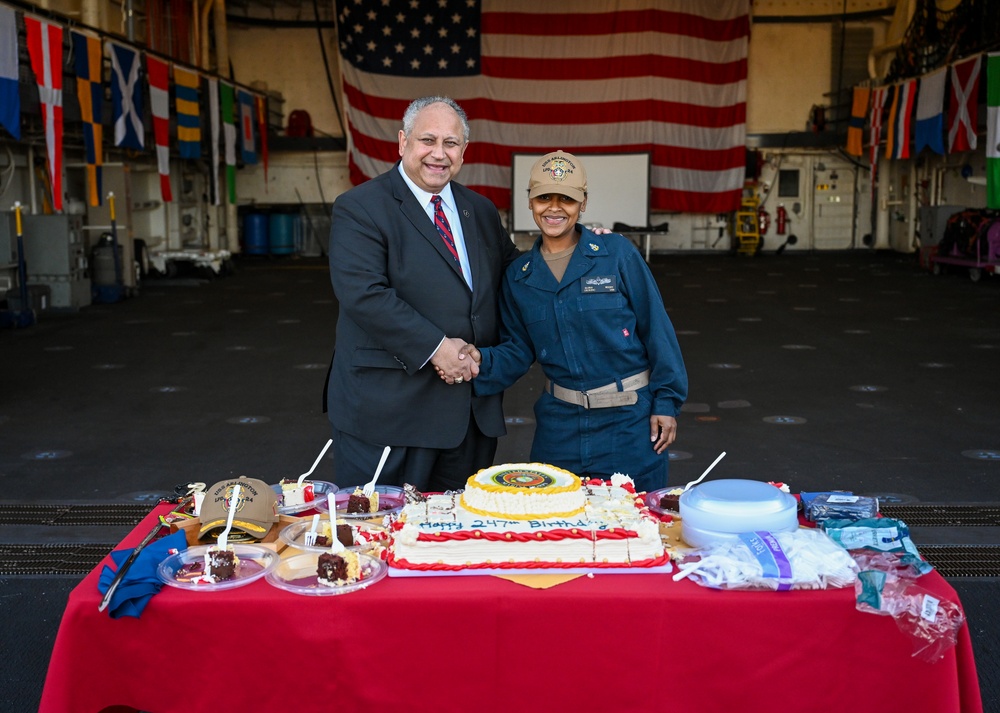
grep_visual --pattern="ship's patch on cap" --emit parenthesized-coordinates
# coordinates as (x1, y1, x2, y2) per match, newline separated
(197, 477, 278, 542)
(528, 150, 587, 203)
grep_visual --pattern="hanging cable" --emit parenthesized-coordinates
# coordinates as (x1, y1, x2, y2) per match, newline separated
(313, 0, 345, 138)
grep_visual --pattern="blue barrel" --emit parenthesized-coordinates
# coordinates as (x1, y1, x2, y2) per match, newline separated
(269, 214, 297, 255)
(244, 213, 269, 255)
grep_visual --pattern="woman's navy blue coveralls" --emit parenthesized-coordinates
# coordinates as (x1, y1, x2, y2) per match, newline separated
(474, 227, 688, 491)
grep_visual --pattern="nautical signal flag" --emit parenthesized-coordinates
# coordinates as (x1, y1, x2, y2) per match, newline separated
(220, 81, 237, 204)
(845, 86, 869, 157)
(914, 68, 946, 155)
(237, 89, 257, 165)
(885, 79, 916, 160)
(208, 76, 221, 205)
(868, 85, 889, 200)
(255, 94, 269, 189)
(109, 41, 144, 150)
(24, 15, 64, 212)
(146, 55, 172, 202)
(174, 66, 202, 159)
(948, 55, 981, 154)
(71, 30, 104, 207)
(986, 53, 1000, 210)
(0, 6, 20, 140)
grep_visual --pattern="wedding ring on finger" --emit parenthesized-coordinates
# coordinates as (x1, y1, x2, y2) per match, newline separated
(455, 376, 464, 384)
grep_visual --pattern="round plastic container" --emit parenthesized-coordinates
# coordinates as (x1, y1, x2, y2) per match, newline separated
(243, 213, 269, 255)
(679, 479, 798, 548)
(269, 480, 339, 516)
(268, 213, 297, 255)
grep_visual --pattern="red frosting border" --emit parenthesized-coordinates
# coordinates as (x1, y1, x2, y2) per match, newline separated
(387, 550, 671, 571)
(414, 526, 641, 543)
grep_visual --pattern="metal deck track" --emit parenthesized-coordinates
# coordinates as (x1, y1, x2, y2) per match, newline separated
(880, 504, 1000, 527)
(918, 546, 1000, 578)
(0, 503, 152, 527)
(2, 503, 1000, 577)
(0, 543, 120, 575)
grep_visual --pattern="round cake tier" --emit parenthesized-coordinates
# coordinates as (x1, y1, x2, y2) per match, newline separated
(460, 463, 586, 520)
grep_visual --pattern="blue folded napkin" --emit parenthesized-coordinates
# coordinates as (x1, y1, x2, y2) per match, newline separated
(97, 529, 189, 619)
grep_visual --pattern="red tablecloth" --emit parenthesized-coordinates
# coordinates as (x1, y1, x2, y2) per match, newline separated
(39, 505, 984, 713)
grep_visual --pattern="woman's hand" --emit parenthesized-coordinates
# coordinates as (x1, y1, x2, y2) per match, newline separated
(435, 343, 482, 382)
(650, 415, 677, 454)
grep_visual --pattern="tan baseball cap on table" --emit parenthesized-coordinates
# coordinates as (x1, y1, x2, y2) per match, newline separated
(197, 477, 279, 542)
(528, 151, 588, 202)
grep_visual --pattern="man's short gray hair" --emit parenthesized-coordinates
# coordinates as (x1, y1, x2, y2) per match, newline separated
(402, 96, 470, 142)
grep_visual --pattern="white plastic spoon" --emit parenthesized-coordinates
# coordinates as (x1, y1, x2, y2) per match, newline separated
(683, 451, 727, 492)
(217, 484, 241, 551)
(297, 439, 333, 486)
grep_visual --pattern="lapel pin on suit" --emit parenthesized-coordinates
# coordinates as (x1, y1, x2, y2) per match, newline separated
(463, 209, 470, 217)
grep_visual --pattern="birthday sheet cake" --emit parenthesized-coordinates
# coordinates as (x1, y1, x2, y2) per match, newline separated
(388, 463, 667, 571)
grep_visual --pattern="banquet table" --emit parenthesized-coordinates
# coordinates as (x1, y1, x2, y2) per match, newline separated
(39, 504, 984, 713)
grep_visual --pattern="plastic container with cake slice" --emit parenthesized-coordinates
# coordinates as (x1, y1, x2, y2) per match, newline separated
(265, 551, 387, 596)
(279, 518, 389, 554)
(269, 480, 338, 516)
(319, 484, 405, 520)
(679, 479, 798, 548)
(157, 544, 278, 591)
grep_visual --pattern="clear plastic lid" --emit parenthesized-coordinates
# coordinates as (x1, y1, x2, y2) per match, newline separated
(680, 479, 797, 534)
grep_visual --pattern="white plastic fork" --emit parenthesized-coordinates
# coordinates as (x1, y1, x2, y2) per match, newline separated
(297, 439, 333, 486)
(362, 446, 391, 498)
(683, 451, 727, 492)
(303, 514, 321, 547)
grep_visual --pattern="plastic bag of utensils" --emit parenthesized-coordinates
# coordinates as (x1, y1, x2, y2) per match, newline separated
(671, 528, 859, 591)
(805, 493, 879, 524)
(823, 518, 933, 575)
(855, 567, 965, 663)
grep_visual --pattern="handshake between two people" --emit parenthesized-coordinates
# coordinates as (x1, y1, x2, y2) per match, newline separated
(430, 337, 482, 385)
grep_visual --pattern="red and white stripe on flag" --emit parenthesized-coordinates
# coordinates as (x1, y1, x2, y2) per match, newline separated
(24, 16, 64, 212)
(146, 55, 173, 202)
(886, 80, 916, 160)
(339, 0, 750, 214)
(948, 55, 981, 154)
(869, 86, 888, 168)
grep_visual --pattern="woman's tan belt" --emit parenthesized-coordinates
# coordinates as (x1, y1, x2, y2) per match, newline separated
(545, 370, 650, 409)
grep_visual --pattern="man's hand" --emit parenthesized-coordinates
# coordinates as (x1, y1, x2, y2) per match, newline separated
(436, 343, 482, 382)
(430, 337, 479, 384)
(650, 415, 677, 454)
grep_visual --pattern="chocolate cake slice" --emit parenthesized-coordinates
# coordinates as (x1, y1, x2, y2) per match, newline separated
(316, 551, 360, 587)
(205, 547, 238, 581)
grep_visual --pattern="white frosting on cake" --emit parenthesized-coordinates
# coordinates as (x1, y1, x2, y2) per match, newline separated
(281, 480, 310, 506)
(391, 478, 664, 569)
(460, 463, 586, 520)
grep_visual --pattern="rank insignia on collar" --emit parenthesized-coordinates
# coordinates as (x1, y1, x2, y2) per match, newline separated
(589, 243, 599, 252)
(522, 262, 529, 272)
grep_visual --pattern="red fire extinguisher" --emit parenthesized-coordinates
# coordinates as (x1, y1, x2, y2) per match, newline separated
(776, 204, 788, 235)
(758, 208, 770, 235)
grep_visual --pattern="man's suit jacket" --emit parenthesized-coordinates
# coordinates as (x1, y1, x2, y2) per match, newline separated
(326, 163, 519, 449)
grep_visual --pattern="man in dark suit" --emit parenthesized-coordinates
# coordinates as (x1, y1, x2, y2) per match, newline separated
(326, 96, 519, 493)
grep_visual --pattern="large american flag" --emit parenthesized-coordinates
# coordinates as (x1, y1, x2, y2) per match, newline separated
(338, 0, 749, 214)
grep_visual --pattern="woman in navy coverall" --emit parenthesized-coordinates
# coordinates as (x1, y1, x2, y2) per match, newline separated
(451, 151, 688, 492)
